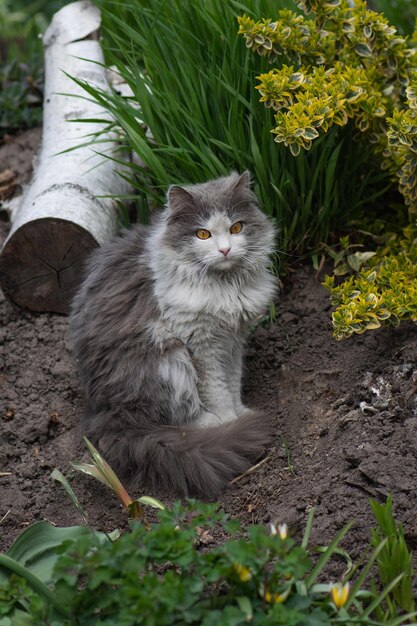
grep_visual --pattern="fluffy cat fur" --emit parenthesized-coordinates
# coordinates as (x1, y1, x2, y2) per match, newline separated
(69, 172, 277, 499)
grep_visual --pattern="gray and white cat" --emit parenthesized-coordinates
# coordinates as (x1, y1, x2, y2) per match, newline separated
(69, 172, 277, 498)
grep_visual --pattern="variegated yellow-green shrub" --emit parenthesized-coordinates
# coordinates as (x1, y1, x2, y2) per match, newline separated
(325, 229, 417, 338)
(239, 0, 417, 339)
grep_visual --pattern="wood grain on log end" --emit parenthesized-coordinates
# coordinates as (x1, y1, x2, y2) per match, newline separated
(0, 218, 98, 314)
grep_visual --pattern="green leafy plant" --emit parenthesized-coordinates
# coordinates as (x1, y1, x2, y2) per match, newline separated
(238, 0, 417, 207)
(370, 495, 415, 619)
(0, 0, 68, 135)
(1, 501, 417, 625)
(70, 436, 165, 521)
(240, 0, 417, 338)
(322, 235, 377, 276)
(0, 521, 118, 623)
(372, 0, 417, 36)
(75, 0, 392, 254)
(1, 441, 416, 625)
(323, 243, 417, 338)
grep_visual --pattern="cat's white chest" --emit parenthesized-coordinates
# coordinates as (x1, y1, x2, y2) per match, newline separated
(156, 269, 275, 323)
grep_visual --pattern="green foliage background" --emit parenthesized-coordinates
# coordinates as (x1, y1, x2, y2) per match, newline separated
(0, 0, 68, 134)
(2, 0, 417, 338)
(240, 0, 417, 338)
(371, 0, 417, 36)
(87, 0, 393, 254)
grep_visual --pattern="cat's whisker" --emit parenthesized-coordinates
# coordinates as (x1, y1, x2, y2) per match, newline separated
(240, 256, 260, 273)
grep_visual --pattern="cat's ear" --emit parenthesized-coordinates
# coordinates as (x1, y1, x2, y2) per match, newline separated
(167, 185, 194, 222)
(230, 171, 256, 205)
(230, 171, 252, 194)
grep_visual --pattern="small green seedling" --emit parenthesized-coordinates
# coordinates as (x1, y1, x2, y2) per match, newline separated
(71, 436, 164, 521)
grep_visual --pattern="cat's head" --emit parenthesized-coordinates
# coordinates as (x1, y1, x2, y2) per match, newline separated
(162, 172, 275, 274)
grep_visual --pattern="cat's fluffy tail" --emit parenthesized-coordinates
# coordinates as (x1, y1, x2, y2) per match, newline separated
(87, 411, 272, 499)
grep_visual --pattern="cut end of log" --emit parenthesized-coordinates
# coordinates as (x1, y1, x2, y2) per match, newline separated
(0, 218, 98, 314)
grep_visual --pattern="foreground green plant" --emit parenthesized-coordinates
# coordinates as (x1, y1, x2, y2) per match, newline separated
(0, 521, 118, 623)
(70, 436, 165, 522)
(1, 442, 415, 625)
(370, 495, 415, 619)
(1, 500, 416, 626)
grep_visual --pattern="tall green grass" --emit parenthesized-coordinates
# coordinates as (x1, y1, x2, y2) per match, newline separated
(86, 0, 393, 254)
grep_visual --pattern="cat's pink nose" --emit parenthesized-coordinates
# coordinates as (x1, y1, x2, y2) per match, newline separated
(219, 247, 231, 257)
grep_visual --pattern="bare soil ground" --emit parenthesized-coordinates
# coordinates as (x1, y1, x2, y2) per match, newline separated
(1, 130, 417, 579)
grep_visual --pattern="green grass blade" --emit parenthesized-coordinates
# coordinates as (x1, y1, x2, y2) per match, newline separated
(306, 521, 354, 589)
(344, 539, 388, 610)
(301, 507, 315, 549)
(51, 468, 90, 527)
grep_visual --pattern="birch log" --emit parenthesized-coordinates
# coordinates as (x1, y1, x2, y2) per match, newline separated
(0, 0, 132, 313)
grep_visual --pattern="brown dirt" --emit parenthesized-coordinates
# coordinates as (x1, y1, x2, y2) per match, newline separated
(1, 130, 417, 578)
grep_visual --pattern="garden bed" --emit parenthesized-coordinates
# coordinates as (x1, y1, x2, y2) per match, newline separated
(1, 129, 417, 575)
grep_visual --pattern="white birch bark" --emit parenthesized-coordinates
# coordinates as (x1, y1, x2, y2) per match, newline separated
(0, 0, 132, 313)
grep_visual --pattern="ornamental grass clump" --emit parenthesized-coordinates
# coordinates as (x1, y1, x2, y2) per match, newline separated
(239, 0, 417, 339)
(80, 0, 392, 254)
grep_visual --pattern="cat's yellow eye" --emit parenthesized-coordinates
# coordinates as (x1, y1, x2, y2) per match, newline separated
(230, 221, 243, 234)
(196, 228, 211, 240)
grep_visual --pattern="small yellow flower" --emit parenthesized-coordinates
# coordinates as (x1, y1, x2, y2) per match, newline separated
(330, 582, 350, 609)
(264, 588, 290, 604)
(233, 563, 252, 582)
